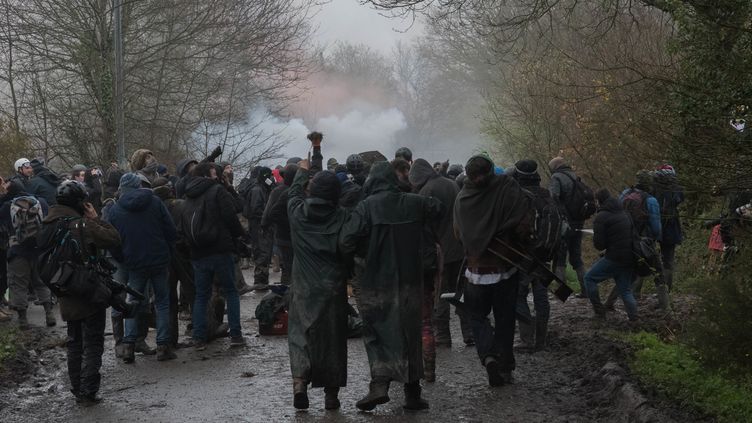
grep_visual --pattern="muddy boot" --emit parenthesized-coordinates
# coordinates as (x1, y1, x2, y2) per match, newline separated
(324, 387, 340, 410)
(484, 356, 504, 387)
(356, 378, 390, 411)
(292, 378, 309, 410)
(656, 284, 671, 313)
(403, 381, 429, 410)
(575, 267, 587, 298)
(592, 303, 607, 319)
(122, 343, 135, 364)
(534, 318, 548, 351)
(0, 308, 11, 323)
(16, 309, 30, 330)
(43, 303, 56, 327)
(604, 285, 619, 311)
(516, 319, 535, 352)
(156, 345, 177, 361)
(135, 338, 156, 356)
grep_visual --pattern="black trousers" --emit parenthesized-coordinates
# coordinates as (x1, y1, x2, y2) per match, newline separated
(464, 275, 519, 373)
(67, 308, 107, 397)
(278, 244, 294, 286)
(0, 249, 7, 302)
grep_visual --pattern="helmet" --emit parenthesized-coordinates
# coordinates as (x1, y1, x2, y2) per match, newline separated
(346, 154, 364, 173)
(394, 147, 413, 162)
(56, 180, 88, 204)
(14, 158, 31, 171)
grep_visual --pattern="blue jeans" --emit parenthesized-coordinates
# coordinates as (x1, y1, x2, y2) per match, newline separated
(192, 254, 241, 341)
(585, 258, 637, 319)
(124, 265, 170, 345)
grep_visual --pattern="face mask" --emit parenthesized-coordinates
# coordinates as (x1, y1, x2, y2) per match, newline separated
(264, 178, 273, 186)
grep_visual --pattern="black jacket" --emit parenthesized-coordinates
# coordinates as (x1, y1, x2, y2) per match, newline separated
(182, 177, 244, 259)
(245, 182, 272, 223)
(28, 168, 61, 206)
(592, 197, 633, 266)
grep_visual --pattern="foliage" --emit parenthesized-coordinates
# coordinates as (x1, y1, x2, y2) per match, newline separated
(0, 326, 17, 370)
(0, 117, 30, 176)
(628, 331, 752, 423)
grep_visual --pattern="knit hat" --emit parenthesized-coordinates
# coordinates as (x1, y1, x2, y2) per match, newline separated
(327, 158, 339, 171)
(656, 164, 675, 176)
(548, 157, 566, 172)
(119, 172, 143, 194)
(30, 159, 45, 174)
(309, 171, 341, 204)
(71, 164, 87, 172)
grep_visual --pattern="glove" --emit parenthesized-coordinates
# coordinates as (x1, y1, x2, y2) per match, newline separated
(208, 146, 222, 161)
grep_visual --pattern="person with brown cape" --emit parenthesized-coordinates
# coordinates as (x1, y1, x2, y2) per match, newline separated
(454, 154, 534, 387)
(339, 161, 443, 411)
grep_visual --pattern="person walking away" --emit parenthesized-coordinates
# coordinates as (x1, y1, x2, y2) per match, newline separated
(548, 157, 592, 297)
(340, 161, 443, 411)
(41, 180, 121, 405)
(0, 180, 54, 328)
(245, 167, 275, 290)
(454, 154, 534, 387)
(106, 173, 178, 362)
(180, 163, 246, 350)
(261, 163, 298, 286)
(654, 164, 684, 291)
(584, 189, 638, 321)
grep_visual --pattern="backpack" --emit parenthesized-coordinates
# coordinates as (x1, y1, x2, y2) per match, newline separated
(180, 184, 221, 247)
(36, 217, 83, 296)
(622, 189, 649, 234)
(9, 196, 44, 248)
(558, 172, 596, 221)
(525, 187, 564, 262)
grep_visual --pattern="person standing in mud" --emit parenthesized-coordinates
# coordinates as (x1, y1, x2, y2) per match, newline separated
(340, 161, 443, 411)
(244, 166, 275, 291)
(454, 154, 534, 387)
(41, 181, 121, 406)
(286, 144, 350, 410)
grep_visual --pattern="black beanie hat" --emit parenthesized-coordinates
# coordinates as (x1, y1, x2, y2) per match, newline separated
(309, 171, 341, 204)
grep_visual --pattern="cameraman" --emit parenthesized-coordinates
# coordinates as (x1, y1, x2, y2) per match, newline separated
(42, 181, 121, 406)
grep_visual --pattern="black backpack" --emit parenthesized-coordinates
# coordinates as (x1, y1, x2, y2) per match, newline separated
(558, 172, 597, 221)
(179, 184, 221, 247)
(524, 187, 564, 262)
(621, 188, 650, 234)
(36, 217, 83, 296)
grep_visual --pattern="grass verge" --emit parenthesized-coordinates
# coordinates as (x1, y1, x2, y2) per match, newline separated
(0, 326, 18, 371)
(627, 331, 752, 423)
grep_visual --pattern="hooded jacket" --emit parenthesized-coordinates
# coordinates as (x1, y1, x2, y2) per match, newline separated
(549, 164, 580, 222)
(408, 158, 464, 265)
(28, 167, 62, 206)
(244, 167, 274, 222)
(592, 196, 634, 265)
(42, 204, 121, 321)
(181, 177, 244, 259)
(261, 165, 298, 246)
(174, 158, 198, 199)
(105, 188, 177, 270)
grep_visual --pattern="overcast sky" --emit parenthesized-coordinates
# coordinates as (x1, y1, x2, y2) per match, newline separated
(311, 0, 424, 54)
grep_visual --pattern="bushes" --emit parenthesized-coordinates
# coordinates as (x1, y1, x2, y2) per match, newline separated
(628, 332, 752, 423)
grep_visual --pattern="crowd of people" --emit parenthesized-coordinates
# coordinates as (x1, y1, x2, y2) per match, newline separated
(0, 133, 695, 411)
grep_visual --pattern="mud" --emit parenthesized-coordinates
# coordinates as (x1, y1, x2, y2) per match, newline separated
(0, 271, 707, 422)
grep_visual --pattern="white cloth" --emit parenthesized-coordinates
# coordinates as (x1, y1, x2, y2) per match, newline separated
(465, 268, 517, 285)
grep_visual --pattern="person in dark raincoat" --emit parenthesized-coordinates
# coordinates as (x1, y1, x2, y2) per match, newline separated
(339, 161, 443, 411)
(286, 155, 349, 410)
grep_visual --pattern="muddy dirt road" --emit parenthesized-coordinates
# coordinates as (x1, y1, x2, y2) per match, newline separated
(0, 270, 703, 423)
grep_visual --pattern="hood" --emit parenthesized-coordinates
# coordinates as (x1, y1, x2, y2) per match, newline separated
(408, 158, 437, 189)
(44, 204, 82, 223)
(599, 196, 622, 213)
(184, 176, 218, 199)
(130, 149, 154, 172)
(282, 164, 298, 186)
(35, 168, 62, 186)
(363, 161, 399, 196)
(176, 158, 198, 178)
(118, 188, 154, 212)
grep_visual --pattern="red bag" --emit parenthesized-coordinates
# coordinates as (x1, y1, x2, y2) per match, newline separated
(708, 224, 724, 252)
(259, 310, 288, 336)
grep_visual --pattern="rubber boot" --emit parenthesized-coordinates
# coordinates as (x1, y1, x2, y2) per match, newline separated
(656, 284, 671, 313)
(122, 343, 135, 364)
(16, 309, 29, 330)
(356, 378, 390, 411)
(604, 285, 619, 311)
(403, 381, 429, 410)
(43, 303, 56, 327)
(484, 356, 504, 387)
(517, 319, 535, 352)
(592, 303, 606, 319)
(156, 345, 177, 361)
(575, 267, 587, 298)
(292, 378, 309, 410)
(324, 387, 340, 410)
(534, 318, 548, 351)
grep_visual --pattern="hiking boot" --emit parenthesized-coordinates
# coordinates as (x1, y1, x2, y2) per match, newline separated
(193, 340, 207, 351)
(114, 343, 125, 359)
(76, 394, 103, 407)
(122, 343, 135, 364)
(293, 378, 309, 410)
(135, 339, 156, 355)
(43, 303, 56, 327)
(592, 303, 607, 319)
(403, 382, 429, 410)
(16, 309, 29, 330)
(355, 378, 390, 411)
(156, 345, 177, 361)
(484, 357, 504, 387)
(229, 335, 246, 348)
(237, 284, 253, 296)
(324, 387, 341, 410)
(464, 337, 475, 347)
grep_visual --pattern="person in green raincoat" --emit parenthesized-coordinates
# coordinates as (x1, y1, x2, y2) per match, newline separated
(286, 137, 351, 411)
(339, 161, 443, 412)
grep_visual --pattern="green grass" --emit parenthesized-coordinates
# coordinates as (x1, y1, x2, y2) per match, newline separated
(627, 332, 752, 423)
(0, 326, 17, 370)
